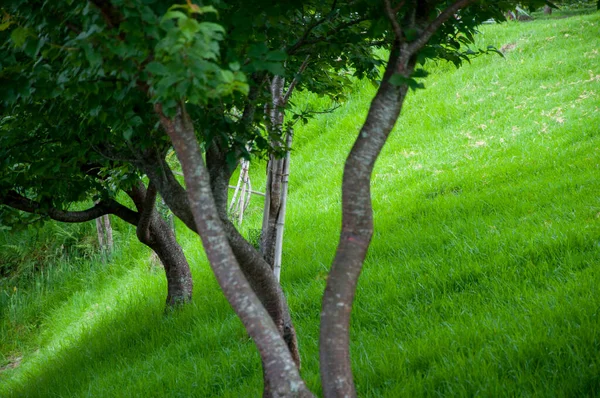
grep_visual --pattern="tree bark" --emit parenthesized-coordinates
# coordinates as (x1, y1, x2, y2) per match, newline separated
(96, 217, 105, 250)
(206, 139, 302, 369)
(127, 181, 193, 306)
(260, 57, 308, 273)
(319, 2, 473, 395)
(137, 116, 302, 369)
(320, 46, 414, 398)
(260, 76, 287, 266)
(103, 215, 113, 251)
(157, 103, 311, 397)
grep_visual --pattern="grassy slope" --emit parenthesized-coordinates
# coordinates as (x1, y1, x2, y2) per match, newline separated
(2, 11, 600, 397)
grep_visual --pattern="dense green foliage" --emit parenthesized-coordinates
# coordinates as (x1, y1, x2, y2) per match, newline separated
(2, 10, 599, 396)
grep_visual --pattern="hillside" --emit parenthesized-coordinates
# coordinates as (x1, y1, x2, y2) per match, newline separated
(2, 9, 600, 397)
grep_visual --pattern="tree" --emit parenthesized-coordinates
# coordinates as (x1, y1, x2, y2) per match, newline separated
(0, 110, 194, 306)
(0, 0, 552, 396)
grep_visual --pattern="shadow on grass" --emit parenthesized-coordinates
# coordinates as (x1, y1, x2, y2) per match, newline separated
(2, 269, 261, 398)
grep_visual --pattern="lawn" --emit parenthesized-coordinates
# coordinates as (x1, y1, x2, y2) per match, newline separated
(1, 9, 599, 397)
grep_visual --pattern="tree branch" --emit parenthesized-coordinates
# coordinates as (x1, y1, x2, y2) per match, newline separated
(136, 182, 157, 244)
(1, 190, 139, 226)
(287, 0, 338, 55)
(282, 55, 311, 105)
(135, 149, 198, 233)
(384, 0, 405, 41)
(288, 16, 368, 54)
(406, 0, 474, 56)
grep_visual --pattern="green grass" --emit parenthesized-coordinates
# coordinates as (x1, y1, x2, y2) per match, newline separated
(2, 11, 600, 397)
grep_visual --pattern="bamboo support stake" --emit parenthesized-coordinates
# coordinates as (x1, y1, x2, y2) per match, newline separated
(237, 159, 250, 225)
(272, 131, 293, 281)
(244, 174, 252, 212)
(229, 162, 245, 212)
(228, 185, 264, 197)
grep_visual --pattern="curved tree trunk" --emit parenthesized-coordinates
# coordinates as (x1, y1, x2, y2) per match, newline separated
(319, 47, 413, 397)
(128, 181, 193, 305)
(207, 140, 302, 369)
(149, 213, 193, 305)
(320, 1, 473, 395)
(157, 103, 311, 397)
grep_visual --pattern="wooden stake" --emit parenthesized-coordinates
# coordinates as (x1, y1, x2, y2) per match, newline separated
(273, 130, 293, 281)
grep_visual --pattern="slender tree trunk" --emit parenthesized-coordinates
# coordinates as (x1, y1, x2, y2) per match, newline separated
(237, 159, 250, 224)
(95, 217, 105, 251)
(103, 215, 113, 250)
(95, 214, 112, 262)
(260, 59, 307, 273)
(138, 140, 302, 370)
(320, 46, 414, 398)
(260, 76, 286, 266)
(260, 159, 273, 256)
(157, 103, 311, 397)
(318, 3, 473, 393)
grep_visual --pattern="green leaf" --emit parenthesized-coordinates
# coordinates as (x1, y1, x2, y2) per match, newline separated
(180, 18, 201, 40)
(389, 73, 410, 86)
(248, 42, 269, 58)
(82, 42, 102, 67)
(266, 50, 287, 62)
(197, 5, 218, 15)
(146, 61, 169, 76)
(264, 62, 285, 76)
(10, 27, 29, 47)
(0, 20, 13, 32)
(162, 10, 188, 23)
(123, 127, 133, 141)
(412, 69, 429, 78)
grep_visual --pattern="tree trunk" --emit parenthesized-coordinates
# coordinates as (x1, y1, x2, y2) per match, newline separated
(95, 216, 105, 251)
(157, 103, 311, 397)
(149, 212, 193, 305)
(320, 46, 414, 398)
(103, 215, 113, 251)
(544, 5, 552, 14)
(137, 141, 302, 370)
(260, 60, 307, 273)
(128, 181, 193, 305)
(96, 214, 113, 261)
(260, 76, 287, 267)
